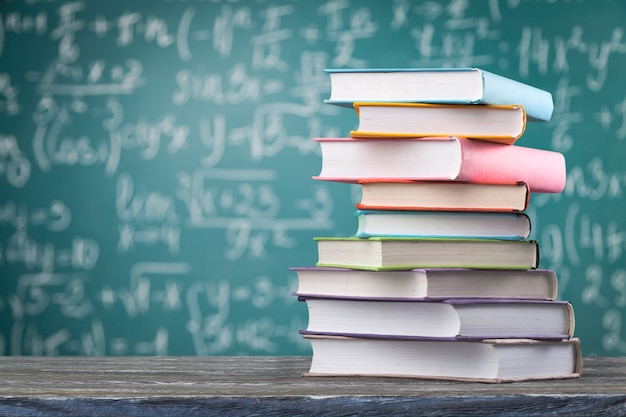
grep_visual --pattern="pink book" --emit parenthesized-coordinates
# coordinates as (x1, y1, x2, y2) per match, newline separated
(313, 137, 566, 193)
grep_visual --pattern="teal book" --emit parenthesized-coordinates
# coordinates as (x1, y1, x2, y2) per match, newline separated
(324, 67, 554, 122)
(354, 210, 531, 240)
(315, 236, 539, 271)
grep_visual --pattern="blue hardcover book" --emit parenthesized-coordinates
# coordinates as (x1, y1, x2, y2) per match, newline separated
(324, 67, 554, 122)
(354, 209, 531, 240)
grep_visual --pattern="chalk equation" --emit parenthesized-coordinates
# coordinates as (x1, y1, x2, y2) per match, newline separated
(1, 0, 626, 356)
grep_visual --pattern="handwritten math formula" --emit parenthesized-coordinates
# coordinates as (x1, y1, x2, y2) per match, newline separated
(1, 0, 626, 356)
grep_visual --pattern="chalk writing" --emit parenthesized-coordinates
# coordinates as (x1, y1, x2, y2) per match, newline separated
(1, 0, 626, 356)
(0, 134, 31, 187)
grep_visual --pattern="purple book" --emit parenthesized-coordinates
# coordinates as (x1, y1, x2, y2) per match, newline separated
(290, 266, 559, 301)
(299, 296, 575, 340)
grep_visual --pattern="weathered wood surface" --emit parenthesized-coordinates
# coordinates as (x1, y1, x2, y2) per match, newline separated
(0, 356, 624, 416)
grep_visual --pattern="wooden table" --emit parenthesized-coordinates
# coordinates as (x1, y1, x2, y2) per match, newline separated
(0, 356, 624, 416)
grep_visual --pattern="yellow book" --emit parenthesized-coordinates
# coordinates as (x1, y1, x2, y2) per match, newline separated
(350, 102, 527, 145)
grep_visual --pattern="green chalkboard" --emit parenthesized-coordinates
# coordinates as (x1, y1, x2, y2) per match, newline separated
(1, 0, 625, 356)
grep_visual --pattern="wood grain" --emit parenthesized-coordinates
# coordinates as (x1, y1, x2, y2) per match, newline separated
(0, 356, 624, 416)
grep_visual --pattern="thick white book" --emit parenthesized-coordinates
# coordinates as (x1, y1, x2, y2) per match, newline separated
(303, 335, 582, 383)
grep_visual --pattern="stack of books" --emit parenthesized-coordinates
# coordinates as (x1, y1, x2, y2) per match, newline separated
(292, 68, 582, 383)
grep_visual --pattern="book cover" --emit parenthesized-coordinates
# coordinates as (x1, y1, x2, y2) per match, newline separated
(324, 67, 554, 122)
(350, 102, 527, 145)
(313, 137, 566, 193)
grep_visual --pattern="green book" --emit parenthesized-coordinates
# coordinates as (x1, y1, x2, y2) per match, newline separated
(314, 237, 539, 271)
